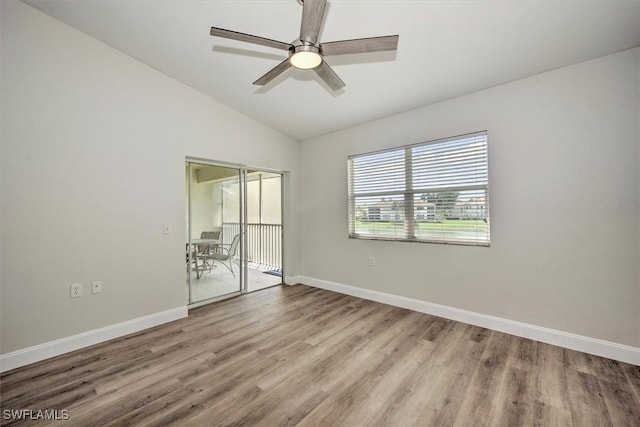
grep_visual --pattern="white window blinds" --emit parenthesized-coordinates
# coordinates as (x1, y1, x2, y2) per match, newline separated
(348, 131, 490, 246)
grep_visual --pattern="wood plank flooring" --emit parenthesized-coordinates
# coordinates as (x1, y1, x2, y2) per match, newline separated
(1, 285, 639, 426)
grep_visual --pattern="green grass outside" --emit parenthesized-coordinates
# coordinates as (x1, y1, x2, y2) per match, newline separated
(355, 219, 488, 237)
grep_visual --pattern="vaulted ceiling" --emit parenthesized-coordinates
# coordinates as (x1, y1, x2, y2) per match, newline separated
(22, 0, 640, 141)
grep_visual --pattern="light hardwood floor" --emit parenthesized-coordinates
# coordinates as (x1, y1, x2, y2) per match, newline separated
(1, 285, 639, 426)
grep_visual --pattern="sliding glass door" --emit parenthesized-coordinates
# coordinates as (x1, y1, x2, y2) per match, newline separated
(186, 161, 284, 306)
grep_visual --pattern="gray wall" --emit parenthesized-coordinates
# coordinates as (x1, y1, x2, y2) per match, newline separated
(0, 0, 300, 354)
(300, 48, 640, 347)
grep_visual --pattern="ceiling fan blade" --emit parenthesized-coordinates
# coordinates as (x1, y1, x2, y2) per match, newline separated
(321, 35, 399, 56)
(211, 27, 292, 51)
(253, 58, 292, 86)
(299, 0, 327, 45)
(314, 61, 345, 91)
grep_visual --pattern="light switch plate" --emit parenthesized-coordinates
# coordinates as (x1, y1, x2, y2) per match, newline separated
(162, 222, 172, 235)
(92, 281, 102, 294)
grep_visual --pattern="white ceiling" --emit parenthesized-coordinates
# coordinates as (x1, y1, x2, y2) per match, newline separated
(22, 0, 640, 141)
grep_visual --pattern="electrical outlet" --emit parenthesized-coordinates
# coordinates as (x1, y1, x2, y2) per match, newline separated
(92, 281, 102, 294)
(70, 283, 83, 298)
(368, 256, 376, 267)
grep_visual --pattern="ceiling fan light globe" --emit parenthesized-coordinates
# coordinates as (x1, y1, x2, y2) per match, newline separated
(290, 51, 322, 70)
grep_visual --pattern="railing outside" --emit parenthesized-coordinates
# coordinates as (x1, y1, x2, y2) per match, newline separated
(222, 223, 282, 271)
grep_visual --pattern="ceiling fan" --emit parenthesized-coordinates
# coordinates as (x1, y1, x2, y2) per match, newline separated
(210, 0, 399, 91)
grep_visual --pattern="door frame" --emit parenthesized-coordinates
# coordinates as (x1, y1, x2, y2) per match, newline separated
(185, 157, 285, 307)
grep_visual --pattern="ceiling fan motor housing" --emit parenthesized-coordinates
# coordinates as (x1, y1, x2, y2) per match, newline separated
(289, 43, 323, 69)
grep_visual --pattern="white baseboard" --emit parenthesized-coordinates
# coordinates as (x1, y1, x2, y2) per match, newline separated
(300, 276, 640, 366)
(0, 306, 188, 373)
(284, 275, 303, 286)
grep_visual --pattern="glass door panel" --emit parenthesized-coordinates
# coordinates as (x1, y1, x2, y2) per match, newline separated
(187, 162, 242, 305)
(246, 172, 283, 292)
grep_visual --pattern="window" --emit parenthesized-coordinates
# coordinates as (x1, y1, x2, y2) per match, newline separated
(348, 131, 490, 246)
